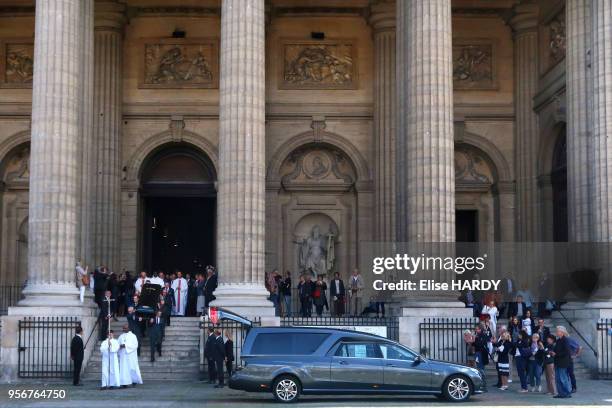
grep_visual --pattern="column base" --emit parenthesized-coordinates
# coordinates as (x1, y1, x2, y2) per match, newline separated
(13, 282, 87, 310)
(210, 283, 276, 318)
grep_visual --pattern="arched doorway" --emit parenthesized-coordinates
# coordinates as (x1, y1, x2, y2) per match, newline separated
(140, 144, 217, 275)
(550, 129, 567, 242)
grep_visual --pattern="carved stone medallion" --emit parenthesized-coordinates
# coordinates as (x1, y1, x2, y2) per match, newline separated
(280, 145, 356, 190)
(0, 41, 34, 88)
(140, 38, 218, 89)
(452, 40, 496, 90)
(280, 39, 357, 90)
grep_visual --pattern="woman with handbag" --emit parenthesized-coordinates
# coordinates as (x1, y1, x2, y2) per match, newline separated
(514, 330, 531, 392)
(495, 331, 512, 390)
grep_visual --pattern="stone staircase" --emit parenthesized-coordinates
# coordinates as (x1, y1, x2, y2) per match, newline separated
(82, 317, 201, 382)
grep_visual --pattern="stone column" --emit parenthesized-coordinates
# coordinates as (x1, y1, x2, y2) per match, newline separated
(78, 0, 95, 264)
(566, 0, 591, 242)
(370, 0, 396, 243)
(211, 0, 274, 316)
(590, 0, 612, 243)
(91, 0, 125, 272)
(511, 2, 540, 242)
(20, 0, 90, 307)
(396, 0, 455, 242)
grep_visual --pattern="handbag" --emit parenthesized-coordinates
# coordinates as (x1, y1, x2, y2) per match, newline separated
(81, 274, 90, 286)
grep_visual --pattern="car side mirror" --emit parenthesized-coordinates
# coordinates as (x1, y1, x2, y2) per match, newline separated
(413, 355, 423, 365)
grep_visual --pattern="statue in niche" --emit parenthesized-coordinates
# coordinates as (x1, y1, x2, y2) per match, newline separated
(296, 225, 336, 278)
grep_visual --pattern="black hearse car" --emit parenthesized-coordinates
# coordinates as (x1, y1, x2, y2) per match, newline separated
(211, 308, 485, 403)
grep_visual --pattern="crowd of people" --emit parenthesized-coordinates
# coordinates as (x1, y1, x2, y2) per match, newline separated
(464, 306, 582, 399)
(265, 268, 386, 318)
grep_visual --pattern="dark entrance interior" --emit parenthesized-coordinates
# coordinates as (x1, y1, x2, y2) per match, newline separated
(551, 129, 568, 242)
(140, 145, 216, 275)
(456, 209, 478, 242)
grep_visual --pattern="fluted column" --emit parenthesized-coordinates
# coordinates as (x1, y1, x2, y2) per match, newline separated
(591, 0, 612, 243)
(78, 0, 95, 264)
(21, 0, 91, 306)
(370, 0, 396, 243)
(211, 0, 273, 315)
(567, 0, 592, 242)
(396, 0, 455, 242)
(91, 0, 125, 272)
(511, 2, 540, 242)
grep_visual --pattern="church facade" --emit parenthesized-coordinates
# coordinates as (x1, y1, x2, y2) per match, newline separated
(0, 0, 605, 314)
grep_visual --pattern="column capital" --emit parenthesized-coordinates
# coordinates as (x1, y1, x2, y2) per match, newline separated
(95, 0, 126, 32)
(509, 1, 539, 34)
(369, 0, 395, 33)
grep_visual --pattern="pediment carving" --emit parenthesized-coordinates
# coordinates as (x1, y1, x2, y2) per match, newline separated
(280, 146, 355, 191)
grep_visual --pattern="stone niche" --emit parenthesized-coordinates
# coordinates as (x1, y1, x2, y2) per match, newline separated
(139, 38, 219, 89)
(276, 144, 358, 281)
(0, 40, 34, 88)
(279, 39, 358, 90)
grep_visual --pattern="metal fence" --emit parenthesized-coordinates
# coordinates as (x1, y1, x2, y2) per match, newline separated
(199, 317, 261, 380)
(281, 316, 399, 342)
(18, 316, 80, 378)
(419, 317, 478, 364)
(597, 319, 612, 380)
(277, 288, 389, 318)
(1, 285, 24, 315)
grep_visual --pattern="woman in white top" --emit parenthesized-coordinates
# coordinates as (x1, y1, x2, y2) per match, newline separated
(481, 300, 499, 335)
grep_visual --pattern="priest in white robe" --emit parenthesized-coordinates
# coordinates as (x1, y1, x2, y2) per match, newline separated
(100, 330, 120, 389)
(118, 324, 142, 387)
(172, 271, 188, 316)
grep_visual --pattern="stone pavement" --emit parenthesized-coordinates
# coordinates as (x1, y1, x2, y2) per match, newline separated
(0, 378, 611, 408)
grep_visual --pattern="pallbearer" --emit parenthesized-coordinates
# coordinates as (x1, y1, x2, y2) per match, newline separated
(100, 330, 120, 390)
(172, 271, 188, 316)
(118, 324, 142, 387)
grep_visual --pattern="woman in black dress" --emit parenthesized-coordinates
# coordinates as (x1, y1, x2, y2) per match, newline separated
(495, 331, 512, 390)
(224, 330, 235, 377)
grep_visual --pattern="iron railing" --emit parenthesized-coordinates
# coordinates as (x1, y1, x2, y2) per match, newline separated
(199, 317, 261, 380)
(18, 316, 80, 378)
(276, 288, 389, 318)
(597, 319, 612, 380)
(419, 317, 478, 364)
(0, 284, 24, 315)
(281, 315, 399, 342)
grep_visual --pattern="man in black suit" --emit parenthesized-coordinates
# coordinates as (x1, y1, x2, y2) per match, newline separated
(203, 268, 218, 308)
(211, 328, 226, 388)
(507, 294, 528, 319)
(148, 310, 164, 362)
(329, 272, 346, 317)
(93, 267, 109, 307)
(70, 326, 84, 386)
(204, 327, 217, 383)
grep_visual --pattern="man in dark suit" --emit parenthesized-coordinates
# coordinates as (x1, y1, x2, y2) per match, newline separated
(148, 310, 164, 362)
(93, 267, 109, 307)
(507, 294, 528, 319)
(204, 327, 217, 383)
(329, 272, 346, 317)
(211, 328, 226, 388)
(70, 326, 84, 386)
(203, 268, 218, 308)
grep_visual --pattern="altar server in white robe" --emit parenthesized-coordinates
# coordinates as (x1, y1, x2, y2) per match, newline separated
(100, 330, 120, 389)
(172, 271, 188, 316)
(118, 324, 142, 387)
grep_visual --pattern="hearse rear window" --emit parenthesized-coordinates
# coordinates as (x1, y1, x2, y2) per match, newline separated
(251, 333, 329, 355)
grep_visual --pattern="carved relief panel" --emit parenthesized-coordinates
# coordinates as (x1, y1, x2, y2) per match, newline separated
(280, 39, 357, 90)
(139, 38, 219, 89)
(452, 39, 497, 90)
(0, 40, 34, 88)
(455, 146, 493, 187)
(548, 11, 566, 67)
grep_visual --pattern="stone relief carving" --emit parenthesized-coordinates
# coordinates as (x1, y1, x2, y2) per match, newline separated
(140, 39, 218, 89)
(281, 40, 357, 89)
(452, 41, 496, 90)
(4, 145, 30, 184)
(281, 146, 355, 189)
(549, 12, 566, 65)
(455, 147, 492, 185)
(296, 224, 336, 278)
(1, 42, 34, 87)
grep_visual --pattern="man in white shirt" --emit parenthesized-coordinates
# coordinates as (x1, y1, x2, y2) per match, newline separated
(117, 324, 142, 387)
(134, 271, 149, 294)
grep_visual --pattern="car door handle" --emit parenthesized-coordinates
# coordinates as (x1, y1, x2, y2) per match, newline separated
(386, 363, 397, 367)
(338, 360, 348, 365)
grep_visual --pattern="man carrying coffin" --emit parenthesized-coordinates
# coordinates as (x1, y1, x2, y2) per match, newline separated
(172, 271, 188, 316)
(118, 324, 142, 388)
(100, 330, 120, 390)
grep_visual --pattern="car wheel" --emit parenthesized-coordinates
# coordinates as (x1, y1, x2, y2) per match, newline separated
(442, 375, 472, 402)
(272, 375, 301, 403)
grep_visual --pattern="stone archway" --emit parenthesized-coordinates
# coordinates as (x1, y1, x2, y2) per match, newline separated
(138, 143, 217, 276)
